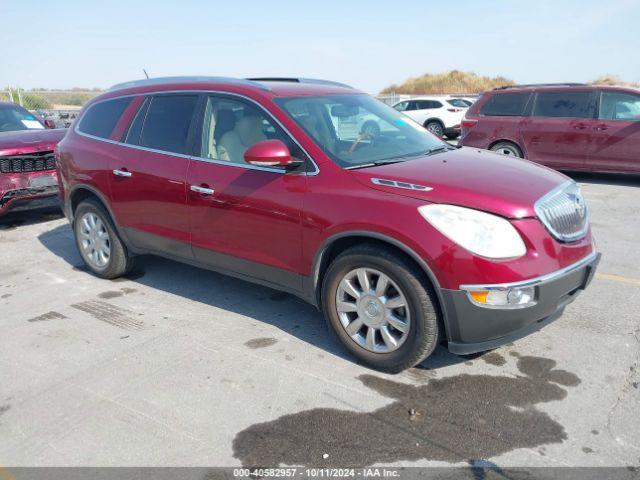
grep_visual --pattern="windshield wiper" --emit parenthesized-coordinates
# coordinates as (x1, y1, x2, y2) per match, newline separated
(424, 145, 452, 156)
(345, 158, 412, 170)
(344, 146, 452, 170)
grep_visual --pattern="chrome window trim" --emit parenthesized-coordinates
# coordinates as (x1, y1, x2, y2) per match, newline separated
(459, 250, 598, 292)
(534, 180, 589, 242)
(74, 89, 320, 176)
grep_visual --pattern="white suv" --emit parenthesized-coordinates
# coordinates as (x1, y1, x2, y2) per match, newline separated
(393, 96, 467, 139)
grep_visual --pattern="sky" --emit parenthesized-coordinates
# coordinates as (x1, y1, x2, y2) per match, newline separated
(1, 0, 639, 94)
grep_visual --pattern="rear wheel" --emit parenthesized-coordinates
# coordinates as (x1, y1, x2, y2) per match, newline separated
(73, 199, 135, 279)
(322, 244, 440, 372)
(424, 120, 444, 137)
(490, 141, 523, 158)
(445, 132, 460, 140)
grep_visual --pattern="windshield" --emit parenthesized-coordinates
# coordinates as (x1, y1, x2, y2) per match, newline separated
(275, 94, 447, 168)
(0, 105, 45, 133)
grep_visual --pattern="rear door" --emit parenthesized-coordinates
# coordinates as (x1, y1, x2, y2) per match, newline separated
(588, 89, 640, 173)
(399, 100, 422, 123)
(405, 100, 443, 126)
(519, 90, 597, 170)
(109, 93, 199, 258)
(186, 94, 308, 292)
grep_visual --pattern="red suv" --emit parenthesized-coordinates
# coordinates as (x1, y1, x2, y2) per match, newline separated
(57, 77, 600, 371)
(460, 83, 640, 173)
(1, 102, 65, 217)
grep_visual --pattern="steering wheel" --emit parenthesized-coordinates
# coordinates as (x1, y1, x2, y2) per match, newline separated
(347, 120, 380, 154)
(0, 122, 14, 131)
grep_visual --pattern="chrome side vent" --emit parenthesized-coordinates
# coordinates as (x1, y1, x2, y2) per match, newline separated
(535, 182, 589, 242)
(371, 178, 433, 192)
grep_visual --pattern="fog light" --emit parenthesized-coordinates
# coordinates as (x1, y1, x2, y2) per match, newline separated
(467, 286, 536, 308)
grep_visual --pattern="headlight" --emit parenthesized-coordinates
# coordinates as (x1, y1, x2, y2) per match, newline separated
(418, 204, 526, 259)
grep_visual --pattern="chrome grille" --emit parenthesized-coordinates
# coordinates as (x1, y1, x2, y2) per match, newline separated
(535, 182, 589, 242)
(0, 151, 55, 174)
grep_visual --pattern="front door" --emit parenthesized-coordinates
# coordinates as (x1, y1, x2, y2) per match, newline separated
(186, 94, 308, 292)
(109, 93, 199, 257)
(587, 90, 640, 173)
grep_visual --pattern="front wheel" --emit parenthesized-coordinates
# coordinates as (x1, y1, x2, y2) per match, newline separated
(322, 244, 441, 372)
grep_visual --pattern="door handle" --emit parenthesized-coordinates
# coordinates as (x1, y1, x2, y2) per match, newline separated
(190, 185, 215, 195)
(573, 123, 588, 130)
(594, 124, 609, 131)
(113, 169, 132, 178)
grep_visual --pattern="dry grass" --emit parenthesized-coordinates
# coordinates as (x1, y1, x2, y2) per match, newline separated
(590, 75, 640, 88)
(380, 70, 514, 95)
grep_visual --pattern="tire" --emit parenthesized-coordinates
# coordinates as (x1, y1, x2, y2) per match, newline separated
(321, 244, 441, 372)
(73, 199, 135, 279)
(445, 132, 460, 140)
(490, 141, 523, 158)
(424, 120, 444, 137)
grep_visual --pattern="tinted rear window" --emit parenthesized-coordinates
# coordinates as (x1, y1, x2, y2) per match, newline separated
(533, 91, 593, 118)
(416, 100, 442, 109)
(78, 97, 132, 139)
(139, 95, 198, 154)
(480, 92, 531, 116)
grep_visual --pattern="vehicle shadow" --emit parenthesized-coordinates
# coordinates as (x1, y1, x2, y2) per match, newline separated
(567, 171, 640, 187)
(0, 207, 64, 231)
(37, 223, 469, 373)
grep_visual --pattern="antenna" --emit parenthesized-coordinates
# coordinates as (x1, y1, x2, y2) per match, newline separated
(143, 69, 150, 79)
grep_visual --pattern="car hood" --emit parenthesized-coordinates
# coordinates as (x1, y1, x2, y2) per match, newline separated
(349, 147, 570, 219)
(0, 129, 66, 156)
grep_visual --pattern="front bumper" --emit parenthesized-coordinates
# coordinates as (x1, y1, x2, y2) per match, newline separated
(440, 251, 601, 354)
(0, 186, 60, 216)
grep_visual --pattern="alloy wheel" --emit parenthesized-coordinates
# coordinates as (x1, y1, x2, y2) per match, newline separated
(78, 212, 111, 268)
(335, 267, 411, 353)
(426, 122, 444, 137)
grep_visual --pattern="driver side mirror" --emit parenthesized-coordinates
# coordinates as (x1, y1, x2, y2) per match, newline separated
(244, 139, 299, 168)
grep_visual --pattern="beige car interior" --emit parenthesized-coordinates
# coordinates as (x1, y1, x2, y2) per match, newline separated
(202, 99, 268, 164)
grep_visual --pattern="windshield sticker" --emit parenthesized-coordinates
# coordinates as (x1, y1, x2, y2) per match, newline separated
(21, 120, 44, 129)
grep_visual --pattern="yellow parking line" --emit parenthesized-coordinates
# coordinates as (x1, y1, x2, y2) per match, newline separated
(595, 273, 640, 286)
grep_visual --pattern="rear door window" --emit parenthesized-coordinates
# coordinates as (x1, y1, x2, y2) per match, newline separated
(533, 91, 594, 118)
(139, 95, 199, 154)
(78, 97, 132, 138)
(480, 92, 531, 116)
(599, 91, 640, 121)
(416, 100, 442, 109)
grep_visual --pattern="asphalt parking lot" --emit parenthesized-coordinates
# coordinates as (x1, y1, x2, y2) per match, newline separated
(0, 173, 638, 468)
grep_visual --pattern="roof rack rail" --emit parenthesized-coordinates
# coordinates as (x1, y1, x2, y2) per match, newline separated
(109, 76, 268, 92)
(247, 77, 354, 89)
(494, 83, 587, 90)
